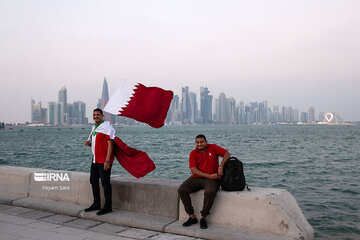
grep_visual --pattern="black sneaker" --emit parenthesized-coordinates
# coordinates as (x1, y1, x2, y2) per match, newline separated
(182, 217, 198, 227)
(96, 209, 112, 216)
(84, 205, 101, 212)
(200, 218, 208, 229)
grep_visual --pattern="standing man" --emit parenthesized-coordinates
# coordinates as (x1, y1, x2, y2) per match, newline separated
(178, 134, 230, 229)
(84, 108, 115, 215)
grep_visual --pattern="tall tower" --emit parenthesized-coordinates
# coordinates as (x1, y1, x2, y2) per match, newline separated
(250, 102, 258, 123)
(181, 86, 191, 123)
(100, 77, 114, 123)
(58, 86, 67, 124)
(31, 99, 46, 124)
(219, 93, 227, 123)
(189, 91, 198, 123)
(228, 97, 236, 123)
(48, 102, 55, 125)
(238, 101, 245, 124)
(31, 99, 35, 123)
(200, 87, 213, 123)
(308, 106, 315, 122)
(259, 101, 268, 123)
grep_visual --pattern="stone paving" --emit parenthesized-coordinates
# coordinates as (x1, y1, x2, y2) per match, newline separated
(0, 204, 201, 240)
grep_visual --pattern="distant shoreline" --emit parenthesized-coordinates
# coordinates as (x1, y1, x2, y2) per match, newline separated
(1, 122, 359, 128)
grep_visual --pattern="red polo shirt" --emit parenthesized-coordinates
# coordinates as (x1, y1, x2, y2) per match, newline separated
(189, 144, 228, 178)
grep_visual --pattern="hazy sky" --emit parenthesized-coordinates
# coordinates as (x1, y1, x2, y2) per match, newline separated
(1, 0, 359, 123)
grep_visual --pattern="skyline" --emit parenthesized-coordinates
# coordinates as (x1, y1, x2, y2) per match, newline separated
(27, 82, 345, 125)
(1, 1, 360, 122)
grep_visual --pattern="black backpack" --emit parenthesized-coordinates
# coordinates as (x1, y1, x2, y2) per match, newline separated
(221, 157, 250, 191)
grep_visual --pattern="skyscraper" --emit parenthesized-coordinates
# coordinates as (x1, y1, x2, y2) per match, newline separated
(31, 99, 35, 123)
(244, 104, 251, 123)
(189, 91, 198, 123)
(294, 108, 299, 122)
(54, 102, 63, 125)
(282, 106, 287, 122)
(167, 94, 181, 123)
(237, 101, 245, 124)
(200, 87, 213, 123)
(72, 101, 87, 124)
(31, 99, 47, 124)
(250, 102, 258, 123)
(258, 101, 268, 123)
(286, 106, 294, 123)
(219, 93, 228, 123)
(214, 98, 220, 122)
(48, 102, 55, 125)
(273, 105, 281, 123)
(228, 97, 236, 123)
(181, 86, 191, 123)
(58, 86, 67, 123)
(308, 106, 315, 122)
(301, 112, 308, 123)
(100, 77, 115, 123)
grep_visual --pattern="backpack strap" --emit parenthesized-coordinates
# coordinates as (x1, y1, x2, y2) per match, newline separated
(246, 184, 251, 191)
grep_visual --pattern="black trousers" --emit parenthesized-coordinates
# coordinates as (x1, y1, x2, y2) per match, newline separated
(90, 162, 112, 210)
(178, 177, 219, 218)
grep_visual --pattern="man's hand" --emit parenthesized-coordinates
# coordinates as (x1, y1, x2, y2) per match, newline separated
(104, 161, 110, 171)
(218, 152, 231, 176)
(209, 173, 219, 180)
(191, 168, 220, 179)
(84, 140, 91, 146)
(104, 139, 113, 171)
(218, 166, 223, 176)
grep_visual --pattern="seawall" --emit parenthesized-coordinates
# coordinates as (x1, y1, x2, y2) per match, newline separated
(0, 165, 314, 240)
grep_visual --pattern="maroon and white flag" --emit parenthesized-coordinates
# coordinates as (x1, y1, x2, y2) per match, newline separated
(88, 120, 155, 178)
(104, 80, 173, 128)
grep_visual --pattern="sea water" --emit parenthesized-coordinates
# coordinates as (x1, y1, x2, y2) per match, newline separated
(0, 125, 359, 240)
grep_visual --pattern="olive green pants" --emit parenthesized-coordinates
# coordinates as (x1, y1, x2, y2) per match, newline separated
(178, 177, 219, 218)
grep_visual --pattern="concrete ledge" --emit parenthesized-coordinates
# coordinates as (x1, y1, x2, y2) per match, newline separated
(111, 176, 181, 219)
(179, 188, 313, 240)
(0, 166, 180, 219)
(0, 193, 26, 205)
(12, 197, 84, 217)
(80, 209, 177, 232)
(0, 166, 314, 240)
(165, 220, 293, 240)
(28, 171, 93, 207)
(0, 166, 35, 196)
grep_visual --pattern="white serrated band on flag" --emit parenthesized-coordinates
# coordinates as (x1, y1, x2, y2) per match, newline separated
(103, 80, 138, 115)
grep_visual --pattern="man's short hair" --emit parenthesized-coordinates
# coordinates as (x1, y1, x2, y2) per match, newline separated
(93, 108, 104, 115)
(195, 134, 207, 141)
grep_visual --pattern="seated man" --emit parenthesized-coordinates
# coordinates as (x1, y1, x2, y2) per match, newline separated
(178, 134, 230, 229)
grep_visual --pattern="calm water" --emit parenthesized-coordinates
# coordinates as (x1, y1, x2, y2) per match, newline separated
(0, 125, 359, 240)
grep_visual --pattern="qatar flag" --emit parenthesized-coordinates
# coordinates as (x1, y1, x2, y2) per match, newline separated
(88, 120, 155, 178)
(104, 80, 173, 128)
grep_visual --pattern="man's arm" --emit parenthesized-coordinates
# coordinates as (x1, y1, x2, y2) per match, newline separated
(218, 151, 231, 176)
(190, 167, 219, 179)
(84, 131, 93, 146)
(104, 139, 113, 170)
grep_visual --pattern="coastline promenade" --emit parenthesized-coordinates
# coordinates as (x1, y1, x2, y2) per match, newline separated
(0, 203, 198, 240)
(0, 166, 314, 240)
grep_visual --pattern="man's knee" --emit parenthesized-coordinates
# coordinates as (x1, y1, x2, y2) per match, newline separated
(100, 177, 111, 187)
(178, 184, 187, 195)
(90, 174, 99, 185)
(204, 189, 217, 198)
(179, 181, 194, 197)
